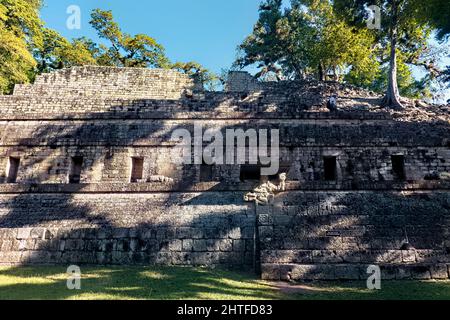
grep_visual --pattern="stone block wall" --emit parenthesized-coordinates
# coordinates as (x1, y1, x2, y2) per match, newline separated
(0, 119, 447, 148)
(260, 191, 450, 280)
(1, 187, 449, 280)
(13, 66, 194, 100)
(0, 192, 255, 267)
(0, 145, 449, 185)
(0, 66, 448, 280)
(1, 126, 446, 186)
(225, 71, 262, 92)
(283, 146, 450, 183)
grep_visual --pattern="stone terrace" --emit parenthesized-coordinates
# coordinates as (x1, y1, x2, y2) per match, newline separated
(0, 66, 448, 281)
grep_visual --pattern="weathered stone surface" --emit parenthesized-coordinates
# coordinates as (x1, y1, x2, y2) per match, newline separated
(430, 264, 449, 279)
(338, 265, 363, 280)
(260, 191, 450, 280)
(289, 264, 337, 280)
(410, 265, 432, 280)
(261, 264, 281, 280)
(17, 228, 32, 240)
(0, 67, 448, 280)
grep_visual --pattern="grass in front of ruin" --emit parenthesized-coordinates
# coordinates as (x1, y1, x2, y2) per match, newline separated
(0, 266, 449, 300)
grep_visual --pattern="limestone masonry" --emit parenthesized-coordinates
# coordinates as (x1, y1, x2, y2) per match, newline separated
(0, 66, 449, 281)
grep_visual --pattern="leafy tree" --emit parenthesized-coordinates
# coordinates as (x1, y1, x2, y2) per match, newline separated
(334, 0, 450, 108)
(34, 29, 96, 73)
(297, 0, 379, 82)
(370, 51, 433, 99)
(89, 10, 218, 87)
(443, 66, 450, 84)
(416, 0, 450, 41)
(235, 0, 286, 80)
(0, 0, 42, 93)
(171, 61, 219, 90)
(235, 0, 379, 84)
(420, 0, 450, 92)
(89, 9, 170, 68)
(1, 6, 216, 92)
(62, 37, 99, 67)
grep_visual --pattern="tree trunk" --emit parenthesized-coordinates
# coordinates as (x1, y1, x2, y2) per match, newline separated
(382, 0, 403, 109)
(333, 66, 340, 82)
(318, 63, 324, 81)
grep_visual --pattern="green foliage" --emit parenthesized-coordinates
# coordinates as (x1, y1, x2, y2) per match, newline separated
(62, 38, 99, 67)
(34, 28, 96, 73)
(346, 40, 436, 99)
(334, 0, 450, 104)
(369, 50, 433, 99)
(238, 0, 448, 102)
(87, 9, 217, 86)
(89, 9, 170, 68)
(236, 0, 379, 83)
(235, 0, 286, 79)
(34, 9, 172, 71)
(171, 61, 219, 91)
(0, 0, 42, 93)
(2, 6, 216, 93)
(415, 0, 450, 41)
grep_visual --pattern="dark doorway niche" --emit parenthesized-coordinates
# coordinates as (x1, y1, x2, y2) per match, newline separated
(7, 157, 20, 183)
(69, 156, 83, 184)
(130, 157, 144, 183)
(324, 156, 337, 181)
(391, 155, 406, 180)
(240, 165, 261, 182)
(199, 161, 214, 182)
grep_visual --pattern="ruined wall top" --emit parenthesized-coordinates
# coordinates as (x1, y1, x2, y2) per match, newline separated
(1, 67, 448, 124)
(13, 66, 194, 100)
(225, 71, 262, 92)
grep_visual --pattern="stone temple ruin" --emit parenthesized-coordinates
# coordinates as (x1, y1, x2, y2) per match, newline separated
(0, 66, 449, 281)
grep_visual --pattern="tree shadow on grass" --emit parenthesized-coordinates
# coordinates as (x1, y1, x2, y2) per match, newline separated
(1, 265, 449, 300)
(0, 265, 281, 300)
(282, 280, 450, 300)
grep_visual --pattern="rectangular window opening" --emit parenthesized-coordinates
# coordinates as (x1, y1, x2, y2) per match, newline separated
(324, 156, 337, 181)
(69, 156, 83, 184)
(240, 165, 261, 182)
(6, 157, 20, 183)
(391, 155, 405, 180)
(200, 162, 214, 182)
(130, 157, 144, 183)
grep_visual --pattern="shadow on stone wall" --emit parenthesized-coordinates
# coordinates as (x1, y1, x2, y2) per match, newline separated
(0, 102, 260, 270)
(0, 96, 449, 281)
(260, 191, 450, 280)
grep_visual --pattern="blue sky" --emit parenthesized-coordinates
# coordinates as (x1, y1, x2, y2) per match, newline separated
(41, 0, 263, 75)
(41, 0, 449, 102)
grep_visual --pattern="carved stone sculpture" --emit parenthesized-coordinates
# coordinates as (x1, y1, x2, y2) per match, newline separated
(244, 173, 287, 205)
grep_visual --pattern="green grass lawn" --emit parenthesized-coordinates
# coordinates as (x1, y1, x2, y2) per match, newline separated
(0, 266, 449, 300)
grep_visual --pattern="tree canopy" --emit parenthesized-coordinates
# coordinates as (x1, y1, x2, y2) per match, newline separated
(0, 0, 42, 93)
(88, 9, 171, 68)
(34, 28, 96, 73)
(235, 0, 379, 83)
(1, 2, 448, 99)
(333, 0, 450, 107)
(1, 6, 216, 93)
(237, 0, 450, 106)
(171, 61, 219, 90)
